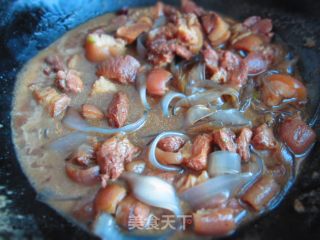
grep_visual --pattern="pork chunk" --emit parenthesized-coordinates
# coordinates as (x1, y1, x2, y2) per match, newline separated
(117, 22, 151, 43)
(212, 128, 237, 152)
(157, 136, 185, 152)
(56, 69, 83, 94)
(96, 55, 140, 84)
(243, 16, 273, 41)
(242, 175, 280, 211)
(219, 50, 248, 88)
(184, 134, 212, 171)
(252, 123, 276, 150)
(202, 43, 219, 74)
(97, 135, 139, 184)
(181, 0, 205, 16)
(33, 87, 71, 118)
(44, 55, 65, 73)
(106, 92, 129, 128)
(147, 35, 175, 66)
(67, 143, 95, 167)
(115, 195, 151, 230)
(236, 127, 253, 162)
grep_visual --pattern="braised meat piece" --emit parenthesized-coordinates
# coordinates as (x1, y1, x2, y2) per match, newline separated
(117, 22, 151, 43)
(261, 74, 307, 107)
(201, 12, 231, 47)
(115, 195, 151, 229)
(146, 35, 175, 66)
(33, 87, 71, 118)
(55, 69, 83, 94)
(181, 0, 205, 16)
(202, 47, 248, 88)
(157, 136, 185, 152)
(175, 13, 203, 54)
(193, 208, 236, 236)
(96, 135, 139, 185)
(202, 43, 219, 74)
(84, 33, 126, 62)
(243, 16, 273, 42)
(44, 55, 65, 73)
(81, 104, 104, 120)
(67, 143, 95, 167)
(242, 175, 280, 211)
(184, 134, 212, 171)
(236, 127, 253, 162)
(94, 184, 127, 215)
(213, 128, 237, 152)
(219, 50, 249, 88)
(252, 124, 276, 150)
(279, 117, 316, 154)
(106, 92, 129, 128)
(146, 13, 202, 65)
(96, 55, 141, 84)
(146, 68, 172, 96)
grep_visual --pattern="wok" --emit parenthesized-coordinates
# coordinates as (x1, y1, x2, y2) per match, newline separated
(0, 0, 320, 239)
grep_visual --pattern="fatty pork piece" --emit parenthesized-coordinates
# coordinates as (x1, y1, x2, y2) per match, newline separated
(33, 87, 71, 118)
(106, 92, 129, 128)
(212, 128, 237, 153)
(116, 18, 152, 44)
(251, 123, 276, 150)
(157, 136, 186, 152)
(97, 135, 140, 186)
(145, 13, 203, 66)
(236, 127, 253, 162)
(96, 55, 141, 84)
(55, 69, 84, 94)
(64, 138, 101, 186)
(85, 33, 126, 62)
(67, 143, 96, 167)
(202, 44, 249, 88)
(183, 134, 212, 171)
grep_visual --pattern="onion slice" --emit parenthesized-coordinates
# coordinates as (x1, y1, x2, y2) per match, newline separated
(136, 33, 147, 59)
(239, 78, 254, 112)
(136, 69, 151, 110)
(187, 109, 251, 133)
(155, 148, 184, 165)
(208, 151, 241, 177)
(174, 87, 239, 111)
(148, 131, 190, 172)
(121, 172, 182, 216)
(180, 172, 253, 210)
(161, 91, 186, 117)
(152, 16, 167, 29)
(188, 63, 205, 83)
(208, 109, 251, 127)
(47, 131, 88, 156)
(185, 63, 206, 95)
(238, 150, 264, 196)
(180, 148, 264, 210)
(93, 213, 123, 240)
(62, 108, 148, 135)
(184, 105, 213, 128)
(189, 109, 251, 131)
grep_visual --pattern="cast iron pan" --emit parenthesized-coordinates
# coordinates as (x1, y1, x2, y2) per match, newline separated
(1, 0, 320, 239)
